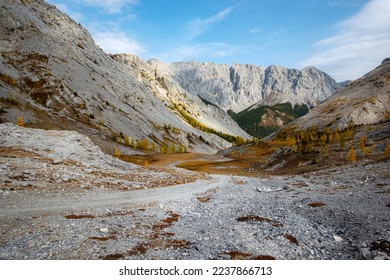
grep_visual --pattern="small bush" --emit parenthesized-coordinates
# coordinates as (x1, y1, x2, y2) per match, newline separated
(385, 143, 390, 157)
(347, 144, 357, 162)
(114, 147, 121, 157)
(17, 116, 24, 127)
(359, 134, 367, 152)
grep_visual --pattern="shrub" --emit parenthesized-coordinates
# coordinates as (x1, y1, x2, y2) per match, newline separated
(125, 135, 130, 146)
(79, 101, 86, 109)
(359, 134, 367, 152)
(323, 145, 329, 158)
(347, 144, 356, 162)
(385, 143, 390, 156)
(17, 116, 24, 127)
(114, 147, 121, 157)
(150, 142, 156, 152)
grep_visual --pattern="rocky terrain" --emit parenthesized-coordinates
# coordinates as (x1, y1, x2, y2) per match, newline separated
(294, 58, 390, 130)
(0, 0, 250, 155)
(168, 61, 340, 112)
(1, 123, 389, 260)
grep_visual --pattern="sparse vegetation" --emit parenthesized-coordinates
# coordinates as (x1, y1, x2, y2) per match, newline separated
(348, 144, 357, 162)
(174, 103, 244, 144)
(1, 93, 18, 105)
(114, 147, 121, 157)
(385, 143, 390, 157)
(359, 134, 367, 152)
(16, 116, 24, 127)
(0, 73, 18, 86)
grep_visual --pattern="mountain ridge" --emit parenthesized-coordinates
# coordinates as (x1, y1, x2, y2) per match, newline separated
(166, 60, 340, 112)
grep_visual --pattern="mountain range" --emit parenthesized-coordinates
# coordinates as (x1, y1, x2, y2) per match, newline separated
(168, 61, 340, 112)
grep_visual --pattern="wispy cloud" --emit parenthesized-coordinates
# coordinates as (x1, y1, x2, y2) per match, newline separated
(301, 0, 390, 81)
(159, 43, 238, 62)
(75, 0, 139, 14)
(92, 31, 146, 55)
(52, 2, 85, 22)
(248, 27, 263, 34)
(186, 6, 235, 40)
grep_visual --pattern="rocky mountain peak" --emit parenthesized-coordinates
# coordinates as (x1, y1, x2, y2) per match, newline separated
(167, 61, 340, 112)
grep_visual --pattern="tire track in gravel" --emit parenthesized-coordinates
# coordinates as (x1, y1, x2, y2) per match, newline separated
(0, 175, 229, 217)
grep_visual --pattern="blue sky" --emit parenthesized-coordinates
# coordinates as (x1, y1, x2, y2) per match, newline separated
(48, 0, 390, 81)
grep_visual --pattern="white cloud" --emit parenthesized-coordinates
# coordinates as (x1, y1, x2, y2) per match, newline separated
(52, 2, 85, 22)
(186, 6, 234, 40)
(76, 0, 139, 14)
(93, 31, 146, 55)
(249, 27, 263, 34)
(301, 0, 390, 81)
(159, 43, 238, 62)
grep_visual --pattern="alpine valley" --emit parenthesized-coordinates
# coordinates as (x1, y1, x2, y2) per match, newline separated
(0, 0, 389, 262)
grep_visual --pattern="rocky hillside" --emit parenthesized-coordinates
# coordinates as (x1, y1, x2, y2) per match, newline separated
(294, 58, 390, 130)
(168, 61, 340, 112)
(0, 0, 250, 154)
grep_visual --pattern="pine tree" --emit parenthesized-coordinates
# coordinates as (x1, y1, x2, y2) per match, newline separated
(347, 144, 356, 162)
(323, 145, 329, 158)
(170, 143, 176, 153)
(178, 145, 183, 153)
(151, 142, 156, 152)
(125, 135, 130, 146)
(359, 134, 367, 152)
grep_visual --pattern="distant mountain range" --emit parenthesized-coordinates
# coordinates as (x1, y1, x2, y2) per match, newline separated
(167, 61, 340, 112)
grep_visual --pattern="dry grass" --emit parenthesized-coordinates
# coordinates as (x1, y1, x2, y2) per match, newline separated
(252, 255, 276, 260)
(65, 214, 95, 219)
(371, 240, 390, 254)
(100, 253, 125, 260)
(283, 234, 299, 245)
(222, 251, 276, 260)
(196, 188, 217, 203)
(223, 251, 252, 260)
(308, 202, 327, 208)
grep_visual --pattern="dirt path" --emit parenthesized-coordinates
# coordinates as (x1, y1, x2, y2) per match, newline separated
(0, 176, 226, 217)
